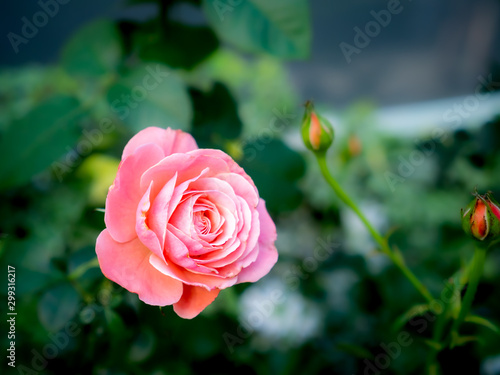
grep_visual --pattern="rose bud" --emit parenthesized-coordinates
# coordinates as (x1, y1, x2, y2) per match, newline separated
(348, 134, 362, 157)
(301, 100, 334, 154)
(462, 191, 500, 244)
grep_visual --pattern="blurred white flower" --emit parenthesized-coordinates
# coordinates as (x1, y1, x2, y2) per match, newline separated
(342, 201, 389, 274)
(482, 355, 500, 375)
(320, 268, 359, 313)
(238, 278, 323, 349)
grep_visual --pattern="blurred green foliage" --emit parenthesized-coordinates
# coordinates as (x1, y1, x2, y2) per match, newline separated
(0, 1, 499, 375)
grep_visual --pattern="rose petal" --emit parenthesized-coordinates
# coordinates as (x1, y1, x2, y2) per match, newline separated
(488, 200, 500, 220)
(198, 198, 257, 268)
(216, 173, 259, 208)
(169, 194, 199, 235)
(173, 285, 220, 319)
(105, 144, 164, 243)
(235, 243, 278, 283)
(193, 149, 258, 194)
(164, 227, 217, 274)
(150, 253, 237, 290)
(122, 127, 198, 160)
(168, 224, 215, 257)
(140, 152, 227, 200)
(147, 173, 178, 249)
(255, 199, 277, 243)
(471, 199, 488, 239)
(136, 181, 163, 258)
(96, 229, 183, 305)
(236, 200, 278, 283)
(165, 168, 210, 220)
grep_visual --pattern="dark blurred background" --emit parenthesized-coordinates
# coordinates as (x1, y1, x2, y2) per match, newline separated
(3, 0, 500, 106)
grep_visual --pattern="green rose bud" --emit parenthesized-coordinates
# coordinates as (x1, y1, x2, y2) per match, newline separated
(461, 191, 500, 245)
(301, 100, 334, 154)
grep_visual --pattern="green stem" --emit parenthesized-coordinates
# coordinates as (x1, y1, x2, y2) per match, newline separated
(426, 282, 453, 374)
(426, 362, 440, 375)
(450, 245, 487, 347)
(316, 154, 434, 304)
(426, 262, 472, 371)
(68, 257, 100, 281)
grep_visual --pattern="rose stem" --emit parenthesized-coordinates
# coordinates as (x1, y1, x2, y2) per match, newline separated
(449, 244, 487, 348)
(315, 153, 434, 305)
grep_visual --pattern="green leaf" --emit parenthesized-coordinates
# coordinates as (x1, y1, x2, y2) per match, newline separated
(132, 21, 219, 70)
(452, 335, 481, 347)
(104, 308, 129, 357)
(62, 20, 122, 77)
(465, 315, 500, 334)
(202, 0, 311, 59)
(423, 340, 443, 351)
(38, 283, 81, 332)
(392, 303, 431, 333)
(104, 308, 126, 336)
(190, 82, 242, 149)
(0, 95, 83, 190)
(1, 236, 65, 296)
(240, 138, 305, 213)
(128, 327, 156, 363)
(107, 64, 192, 132)
(336, 342, 374, 360)
(1, 219, 64, 295)
(0, 180, 88, 295)
(447, 269, 467, 319)
(0, 66, 74, 129)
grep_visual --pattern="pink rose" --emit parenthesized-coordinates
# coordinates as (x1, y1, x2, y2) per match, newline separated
(96, 127, 278, 319)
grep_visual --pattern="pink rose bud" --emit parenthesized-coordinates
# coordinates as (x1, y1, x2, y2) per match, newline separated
(462, 191, 500, 244)
(301, 100, 334, 154)
(348, 134, 362, 157)
(96, 127, 278, 319)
